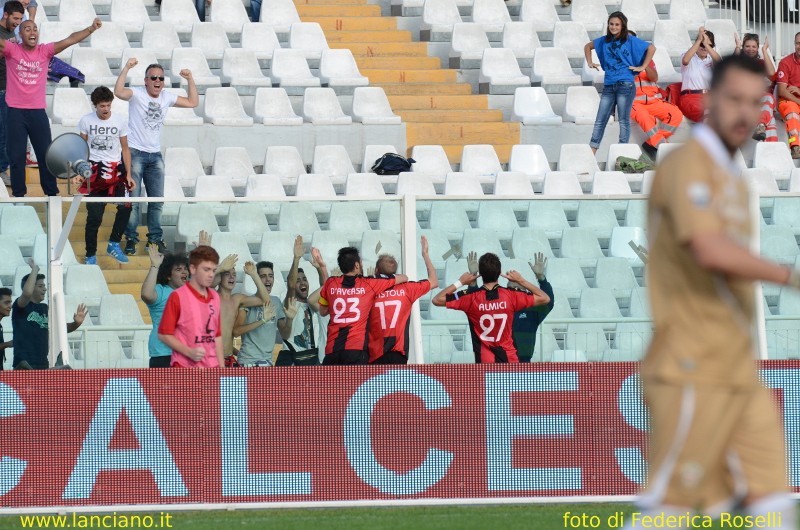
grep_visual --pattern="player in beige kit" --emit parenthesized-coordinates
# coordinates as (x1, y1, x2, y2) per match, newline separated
(634, 55, 798, 526)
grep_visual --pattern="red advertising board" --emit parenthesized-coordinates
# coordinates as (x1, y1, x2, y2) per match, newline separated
(0, 362, 796, 508)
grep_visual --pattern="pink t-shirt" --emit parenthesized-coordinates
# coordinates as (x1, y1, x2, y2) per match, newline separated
(3, 42, 54, 109)
(159, 283, 221, 369)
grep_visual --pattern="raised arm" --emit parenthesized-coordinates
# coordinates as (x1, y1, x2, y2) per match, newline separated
(66, 303, 88, 333)
(244, 261, 270, 304)
(502, 270, 550, 307)
(286, 235, 303, 301)
(114, 57, 136, 101)
(54, 18, 101, 56)
(420, 236, 439, 289)
(691, 233, 798, 287)
(310, 247, 329, 285)
(763, 36, 776, 77)
(704, 33, 722, 62)
(174, 69, 199, 108)
(212, 254, 238, 288)
(141, 244, 163, 304)
(432, 272, 479, 307)
(278, 298, 299, 340)
(683, 27, 705, 66)
(17, 262, 39, 308)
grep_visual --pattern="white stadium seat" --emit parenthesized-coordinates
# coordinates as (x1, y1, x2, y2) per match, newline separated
(259, 232, 297, 271)
(614, 322, 652, 361)
(39, 22, 76, 60)
(194, 175, 236, 200)
(176, 204, 221, 243)
(296, 173, 337, 200)
(545, 258, 588, 299)
(278, 203, 321, 240)
(110, 0, 149, 33)
(213, 147, 254, 190)
(211, 231, 254, 263)
(220, 49, 272, 94)
(560, 227, 605, 264)
(345, 173, 386, 197)
(476, 202, 519, 239)
(253, 87, 303, 125)
(429, 202, 471, 240)
(595, 257, 639, 297)
(460, 145, 501, 176)
(754, 142, 795, 183)
(553, 22, 591, 64)
(581, 49, 605, 85)
(312, 145, 356, 179)
(419, 229, 453, 267)
(52, 88, 91, 127)
(319, 49, 369, 89)
(564, 86, 605, 125)
(271, 49, 322, 90)
(519, 0, 558, 33)
(629, 287, 651, 317)
(530, 48, 582, 93)
(203, 87, 254, 126)
(471, 0, 511, 34)
(0, 206, 44, 251)
(240, 23, 281, 65)
(703, 18, 738, 55)
(302, 87, 353, 125)
(654, 20, 692, 59)
(165, 147, 206, 188)
(577, 201, 619, 240)
(610, 226, 648, 265)
(421, 0, 462, 41)
(309, 231, 348, 268)
(361, 230, 402, 268)
(159, 0, 201, 33)
(246, 174, 288, 199)
(508, 143, 550, 182)
(479, 48, 530, 94)
(592, 171, 633, 195)
(558, 144, 600, 176)
(621, 0, 658, 32)
(511, 227, 554, 260)
(651, 47, 682, 84)
(579, 288, 622, 319)
(745, 168, 780, 195)
(140, 22, 181, 61)
(264, 146, 307, 180)
(565, 323, 609, 359)
(170, 47, 221, 90)
(260, 0, 301, 34)
(164, 88, 204, 125)
(33, 234, 77, 268)
(773, 198, 800, 234)
(569, 0, 607, 33)
(89, 21, 130, 67)
(352, 87, 401, 124)
(99, 295, 144, 326)
(328, 203, 372, 242)
(761, 225, 800, 264)
(289, 22, 329, 62)
(411, 145, 452, 176)
(65, 265, 110, 307)
(511, 87, 562, 125)
(444, 172, 484, 195)
(191, 22, 231, 64)
(502, 22, 541, 67)
(461, 229, 504, 257)
(209, 0, 251, 35)
(450, 23, 490, 68)
(528, 201, 570, 236)
(69, 48, 116, 87)
(397, 173, 437, 195)
(58, 0, 97, 27)
(0, 236, 26, 282)
(493, 171, 533, 196)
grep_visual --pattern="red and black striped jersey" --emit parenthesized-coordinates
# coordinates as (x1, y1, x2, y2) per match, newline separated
(367, 280, 432, 363)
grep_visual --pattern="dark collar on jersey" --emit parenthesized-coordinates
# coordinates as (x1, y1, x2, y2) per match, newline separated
(481, 284, 501, 300)
(342, 275, 357, 288)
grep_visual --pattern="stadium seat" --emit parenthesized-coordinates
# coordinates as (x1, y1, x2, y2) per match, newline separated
(565, 323, 609, 360)
(625, 200, 648, 228)
(345, 173, 386, 197)
(65, 265, 111, 307)
(641, 171, 655, 194)
(253, 87, 303, 125)
(654, 20, 692, 59)
(411, 145, 452, 177)
(378, 202, 402, 233)
(655, 142, 683, 164)
(212, 147, 254, 191)
(595, 257, 639, 297)
(511, 87, 562, 125)
(527, 200, 570, 236)
(418, 229, 454, 267)
(609, 226, 648, 265)
(89, 21, 129, 68)
(511, 227, 554, 260)
(558, 144, 600, 177)
(471, 0, 511, 35)
(429, 202, 472, 240)
(139, 24, 180, 62)
(351, 87, 401, 124)
(361, 230, 402, 268)
(592, 171, 633, 195)
(296, 173, 337, 199)
(259, 232, 296, 270)
(546, 258, 589, 299)
(651, 47, 682, 84)
(69, 48, 116, 88)
(621, 0, 658, 32)
(530, 48, 581, 93)
(245, 174, 287, 202)
(450, 23, 490, 69)
(58, 0, 97, 27)
(240, 23, 282, 66)
(278, 202, 321, 239)
(98, 294, 144, 326)
(39, 22, 76, 60)
(629, 287, 651, 317)
(760, 225, 800, 264)
(560, 227, 605, 266)
(220, 49, 273, 95)
(191, 22, 231, 66)
(0, 236, 26, 282)
(744, 168, 780, 195)
(312, 145, 356, 180)
(519, 0, 558, 33)
(424, 328, 461, 364)
(170, 48, 221, 91)
(420, 0, 462, 41)
(52, 88, 91, 127)
(579, 288, 622, 319)
(159, 0, 200, 33)
(614, 322, 652, 361)
(493, 171, 534, 196)
(271, 49, 322, 91)
(203, 87, 254, 126)
(444, 172, 484, 195)
(460, 145, 502, 176)
(668, 0, 707, 35)
(569, 0, 607, 33)
(754, 142, 795, 183)
(33, 234, 78, 268)
(194, 175, 236, 201)
(0, 205, 43, 251)
(302, 87, 353, 125)
(606, 144, 643, 170)
(703, 19, 737, 55)
(165, 147, 206, 188)
(553, 22, 591, 66)
(772, 198, 800, 235)
(577, 201, 620, 241)
(209, 0, 251, 35)
(288, 22, 329, 62)
(475, 202, 519, 240)
(311, 230, 350, 267)
(501, 22, 540, 67)
(259, 0, 302, 34)
(581, 49, 605, 86)
(162, 178, 185, 224)
(508, 144, 550, 187)
(110, 0, 149, 33)
(396, 173, 437, 195)
(80, 331, 126, 369)
(175, 203, 221, 243)
(564, 86, 605, 125)
(319, 49, 369, 90)
(264, 146, 307, 180)
(478, 48, 531, 95)
(211, 231, 254, 263)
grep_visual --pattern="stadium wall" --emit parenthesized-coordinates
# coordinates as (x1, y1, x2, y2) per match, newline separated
(0, 362, 797, 511)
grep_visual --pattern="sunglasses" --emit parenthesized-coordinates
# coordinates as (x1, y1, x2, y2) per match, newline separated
(148, 76, 165, 81)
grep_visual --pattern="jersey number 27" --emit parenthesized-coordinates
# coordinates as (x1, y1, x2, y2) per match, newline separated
(479, 314, 507, 342)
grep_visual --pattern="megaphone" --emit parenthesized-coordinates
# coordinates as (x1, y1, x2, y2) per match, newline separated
(45, 132, 92, 181)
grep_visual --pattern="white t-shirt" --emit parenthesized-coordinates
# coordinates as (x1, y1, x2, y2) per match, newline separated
(78, 111, 129, 164)
(681, 53, 714, 91)
(127, 87, 178, 153)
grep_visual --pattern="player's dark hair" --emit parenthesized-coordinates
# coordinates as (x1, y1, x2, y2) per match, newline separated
(604, 11, 629, 42)
(144, 63, 164, 77)
(256, 261, 274, 274)
(297, 267, 305, 275)
(375, 254, 398, 275)
(4, 1, 24, 15)
(702, 30, 716, 49)
(0, 287, 11, 298)
(20, 273, 45, 290)
(90, 86, 114, 107)
(189, 245, 219, 268)
(710, 54, 766, 90)
(338, 247, 361, 274)
(157, 252, 189, 285)
(478, 253, 502, 284)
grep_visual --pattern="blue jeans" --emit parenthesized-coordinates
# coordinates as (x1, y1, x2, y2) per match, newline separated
(250, 0, 261, 21)
(125, 148, 164, 243)
(590, 81, 636, 149)
(0, 91, 9, 173)
(195, 0, 206, 20)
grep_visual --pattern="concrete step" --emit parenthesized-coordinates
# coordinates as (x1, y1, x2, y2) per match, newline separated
(363, 69, 456, 83)
(387, 94, 490, 110)
(379, 83, 473, 95)
(396, 109, 505, 122)
(96, 255, 151, 268)
(109, 282, 146, 299)
(356, 56, 442, 69)
(325, 30, 412, 43)
(440, 144, 516, 164)
(296, 4, 381, 16)
(406, 121, 520, 148)
(103, 269, 148, 283)
(337, 42, 429, 57)
(302, 17, 397, 30)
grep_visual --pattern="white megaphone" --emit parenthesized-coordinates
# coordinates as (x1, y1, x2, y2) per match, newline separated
(44, 132, 92, 193)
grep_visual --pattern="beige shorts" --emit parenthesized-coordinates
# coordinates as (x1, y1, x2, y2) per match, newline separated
(640, 381, 788, 510)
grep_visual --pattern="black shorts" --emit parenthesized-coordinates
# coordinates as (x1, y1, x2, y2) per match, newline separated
(149, 356, 171, 368)
(323, 349, 368, 365)
(370, 351, 408, 365)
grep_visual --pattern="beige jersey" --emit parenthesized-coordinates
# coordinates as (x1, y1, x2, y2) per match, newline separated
(642, 126, 760, 389)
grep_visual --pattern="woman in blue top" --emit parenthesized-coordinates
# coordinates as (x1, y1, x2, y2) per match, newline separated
(584, 12, 656, 154)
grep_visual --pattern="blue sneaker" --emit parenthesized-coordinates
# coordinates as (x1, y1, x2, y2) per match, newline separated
(107, 242, 129, 264)
(84, 255, 96, 265)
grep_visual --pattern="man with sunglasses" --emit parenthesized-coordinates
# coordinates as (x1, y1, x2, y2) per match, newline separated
(113, 58, 199, 256)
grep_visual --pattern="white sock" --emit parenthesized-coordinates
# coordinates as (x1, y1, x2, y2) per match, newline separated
(746, 493, 796, 530)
